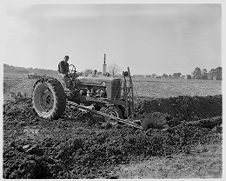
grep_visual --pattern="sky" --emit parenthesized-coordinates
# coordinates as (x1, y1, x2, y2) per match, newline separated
(2, 1, 221, 75)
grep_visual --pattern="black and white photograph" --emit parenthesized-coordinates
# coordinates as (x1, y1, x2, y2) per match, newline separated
(2, 0, 223, 179)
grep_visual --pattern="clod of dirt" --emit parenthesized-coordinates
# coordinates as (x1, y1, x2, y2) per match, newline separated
(141, 112, 168, 131)
(212, 125, 222, 134)
(22, 145, 31, 150)
(100, 122, 113, 129)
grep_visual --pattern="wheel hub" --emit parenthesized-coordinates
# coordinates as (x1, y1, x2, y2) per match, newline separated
(109, 111, 118, 117)
(40, 89, 54, 111)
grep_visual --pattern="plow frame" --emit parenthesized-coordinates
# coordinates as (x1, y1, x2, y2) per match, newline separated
(68, 100, 143, 130)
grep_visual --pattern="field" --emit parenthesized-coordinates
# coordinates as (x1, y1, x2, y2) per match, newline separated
(4, 71, 222, 99)
(132, 77, 221, 98)
(3, 69, 222, 179)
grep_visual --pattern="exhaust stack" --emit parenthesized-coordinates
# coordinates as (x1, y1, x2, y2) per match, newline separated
(103, 54, 107, 75)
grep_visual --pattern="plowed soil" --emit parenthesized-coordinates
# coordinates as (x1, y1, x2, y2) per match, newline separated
(3, 95, 222, 179)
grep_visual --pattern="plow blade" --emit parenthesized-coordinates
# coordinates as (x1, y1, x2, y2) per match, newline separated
(68, 101, 143, 130)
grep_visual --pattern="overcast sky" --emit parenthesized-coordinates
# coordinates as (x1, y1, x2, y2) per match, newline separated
(3, 2, 221, 75)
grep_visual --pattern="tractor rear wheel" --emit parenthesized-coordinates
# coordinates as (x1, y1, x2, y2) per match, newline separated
(32, 78, 66, 119)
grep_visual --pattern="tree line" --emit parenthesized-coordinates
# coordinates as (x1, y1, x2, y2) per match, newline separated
(136, 66, 222, 80)
(192, 67, 222, 80)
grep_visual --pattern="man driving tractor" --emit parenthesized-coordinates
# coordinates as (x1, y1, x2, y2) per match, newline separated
(58, 55, 71, 89)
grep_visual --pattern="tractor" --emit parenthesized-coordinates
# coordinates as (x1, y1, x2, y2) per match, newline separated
(32, 64, 136, 125)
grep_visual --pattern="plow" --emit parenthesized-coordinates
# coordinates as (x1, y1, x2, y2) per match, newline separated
(32, 66, 148, 130)
(67, 100, 143, 129)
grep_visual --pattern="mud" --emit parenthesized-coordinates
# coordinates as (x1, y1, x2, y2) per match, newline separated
(135, 95, 222, 121)
(3, 95, 222, 179)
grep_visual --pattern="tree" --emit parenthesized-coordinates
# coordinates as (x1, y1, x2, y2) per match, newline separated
(162, 73, 168, 78)
(215, 67, 222, 80)
(173, 73, 181, 79)
(201, 68, 208, 79)
(208, 68, 215, 80)
(151, 73, 157, 78)
(192, 67, 202, 79)
(97, 71, 102, 75)
(83, 69, 93, 76)
(107, 63, 121, 77)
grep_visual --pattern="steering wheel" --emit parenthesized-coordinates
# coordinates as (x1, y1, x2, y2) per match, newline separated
(69, 64, 77, 74)
(68, 64, 82, 79)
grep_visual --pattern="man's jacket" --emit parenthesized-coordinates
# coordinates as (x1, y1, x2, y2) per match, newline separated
(58, 61, 69, 74)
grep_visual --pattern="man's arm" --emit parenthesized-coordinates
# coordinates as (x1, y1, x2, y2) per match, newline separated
(58, 62, 63, 73)
(66, 63, 69, 74)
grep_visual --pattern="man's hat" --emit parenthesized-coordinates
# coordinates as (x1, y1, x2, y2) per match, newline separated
(64, 55, 69, 59)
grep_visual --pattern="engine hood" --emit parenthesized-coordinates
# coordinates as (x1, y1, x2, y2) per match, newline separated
(77, 76, 122, 85)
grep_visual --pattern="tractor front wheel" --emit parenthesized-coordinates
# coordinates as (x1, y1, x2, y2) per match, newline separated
(102, 106, 123, 122)
(32, 78, 66, 119)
